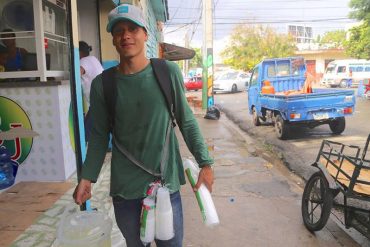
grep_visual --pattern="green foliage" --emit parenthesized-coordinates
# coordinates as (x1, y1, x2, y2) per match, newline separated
(344, 23, 370, 59)
(349, 0, 370, 22)
(220, 25, 296, 71)
(346, 0, 370, 59)
(189, 47, 202, 68)
(319, 30, 346, 47)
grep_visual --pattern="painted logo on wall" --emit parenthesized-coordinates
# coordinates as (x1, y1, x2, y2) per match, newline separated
(68, 103, 75, 152)
(0, 96, 33, 165)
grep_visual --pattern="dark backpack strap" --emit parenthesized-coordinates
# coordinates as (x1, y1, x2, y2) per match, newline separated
(102, 66, 117, 132)
(150, 58, 176, 126)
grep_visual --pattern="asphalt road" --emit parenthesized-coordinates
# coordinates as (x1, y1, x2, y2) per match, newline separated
(186, 89, 370, 245)
(211, 89, 370, 181)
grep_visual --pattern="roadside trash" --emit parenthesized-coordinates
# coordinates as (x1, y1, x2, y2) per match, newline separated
(140, 197, 156, 245)
(183, 159, 220, 227)
(55, 205, 112, 247)
(155, 186, 174, 240)
(204, 106, 220, 120)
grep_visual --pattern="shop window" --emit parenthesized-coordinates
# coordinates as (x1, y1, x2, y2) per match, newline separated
(0, 0, 69, 81)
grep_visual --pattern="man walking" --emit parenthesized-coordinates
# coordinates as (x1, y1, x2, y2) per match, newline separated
(73, 4, 214, 247)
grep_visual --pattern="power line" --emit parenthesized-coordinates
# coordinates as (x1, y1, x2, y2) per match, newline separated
(165, 17, 353, 26)
(170, 6, 349, 10)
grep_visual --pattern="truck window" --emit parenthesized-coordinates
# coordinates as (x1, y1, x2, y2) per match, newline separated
(337, 66, 346, 73)
(250, 68, 259, 86)
(365, 66, 370, 72)
(267, 66, 276, 77)
(276, 62, 290, 76)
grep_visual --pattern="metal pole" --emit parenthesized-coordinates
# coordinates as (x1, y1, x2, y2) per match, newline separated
(67, 0, 88, 211)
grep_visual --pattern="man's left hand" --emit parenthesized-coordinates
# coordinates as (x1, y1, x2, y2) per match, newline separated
(194, 165, 214, 193)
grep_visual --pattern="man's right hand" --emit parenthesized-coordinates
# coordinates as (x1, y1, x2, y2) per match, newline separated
(73, 179, 92, 205)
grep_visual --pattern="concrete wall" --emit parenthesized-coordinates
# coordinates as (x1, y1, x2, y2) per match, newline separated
(296, 49, 352, 81)
(77, 0, 101, 60)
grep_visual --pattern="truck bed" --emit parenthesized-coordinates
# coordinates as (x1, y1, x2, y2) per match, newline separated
(260, 89, 355, 122)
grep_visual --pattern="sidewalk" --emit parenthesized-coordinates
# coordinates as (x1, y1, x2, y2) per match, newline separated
(5, 108, 362, 246)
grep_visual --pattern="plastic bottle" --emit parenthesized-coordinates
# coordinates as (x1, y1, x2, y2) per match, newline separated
(155, 186, 174, 240)
(183, 159, 220, 227)
(44, 6, 50, 33)
(140, 197, 156, 245)
(50, 8, 56, 34)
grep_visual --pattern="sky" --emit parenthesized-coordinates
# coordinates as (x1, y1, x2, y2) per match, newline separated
(164, 0, 358, 51)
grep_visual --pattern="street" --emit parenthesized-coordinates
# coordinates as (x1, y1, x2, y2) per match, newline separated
(185, 89, 370, 246)
(213, 89, 370, 181)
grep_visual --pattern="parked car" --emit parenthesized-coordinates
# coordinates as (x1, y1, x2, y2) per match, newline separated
(184, 76, 202, 91)
(214, 71, 249, 93)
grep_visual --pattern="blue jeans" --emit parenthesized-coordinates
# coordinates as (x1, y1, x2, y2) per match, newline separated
(113, 191, 183, 247)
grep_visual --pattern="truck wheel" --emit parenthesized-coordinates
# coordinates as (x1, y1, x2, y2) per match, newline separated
(275, 114, 289, 139)
(231, 84, 238, 93)
(339, 80, 347, 88)
(329, 117, 345, 135)
(252, 107, 261, 126)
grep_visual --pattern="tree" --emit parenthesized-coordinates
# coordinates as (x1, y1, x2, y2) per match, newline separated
(319, 30, 346, 48)
(345, 0, 370, 59)
(220, 25, 296, 71)
(344, 24, 370, 59)
(349, 0, 370, 22)
(189, 47, 202, 68)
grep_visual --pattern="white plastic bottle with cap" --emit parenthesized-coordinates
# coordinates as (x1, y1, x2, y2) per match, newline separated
(155, 186, 174, 240)
(183, 159, 220, 227)
(140, 197, 156, 245)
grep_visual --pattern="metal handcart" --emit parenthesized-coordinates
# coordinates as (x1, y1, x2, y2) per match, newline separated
(301, 134, 370, 238)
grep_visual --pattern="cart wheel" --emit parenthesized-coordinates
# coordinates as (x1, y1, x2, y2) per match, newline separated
(252, 107, 261, 126)
(301, 171, 333, 232)
(329, 117, 345, 135)
(275, 114, 289, 139)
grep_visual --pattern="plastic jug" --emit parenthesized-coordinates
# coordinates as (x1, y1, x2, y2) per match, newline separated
(0, 146, 17, 190)
(261, 80, 275, 94)
(55, 206, 113, 247)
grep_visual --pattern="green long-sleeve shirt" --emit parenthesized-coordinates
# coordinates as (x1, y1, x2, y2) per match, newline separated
(81, 60, 214, 199)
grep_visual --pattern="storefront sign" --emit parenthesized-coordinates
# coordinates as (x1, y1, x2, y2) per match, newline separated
(0, 96, 34, 165)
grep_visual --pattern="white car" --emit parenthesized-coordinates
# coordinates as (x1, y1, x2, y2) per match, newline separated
(213, 71, 250, 93)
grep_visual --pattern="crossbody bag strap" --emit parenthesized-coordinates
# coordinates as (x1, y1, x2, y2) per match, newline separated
(112, 133, 162, 178)
(159, 117, 173, 181)
(113, 117, 173, 180)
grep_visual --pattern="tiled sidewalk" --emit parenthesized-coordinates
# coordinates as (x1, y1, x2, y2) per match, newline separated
(10, 153, 126, 247)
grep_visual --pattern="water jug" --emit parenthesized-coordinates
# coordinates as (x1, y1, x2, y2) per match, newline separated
(55, 206, 113, 247)
(0, 146, 17, 190)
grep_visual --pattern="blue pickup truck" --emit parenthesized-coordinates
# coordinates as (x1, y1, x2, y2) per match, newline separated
(248, 57, 356, 139)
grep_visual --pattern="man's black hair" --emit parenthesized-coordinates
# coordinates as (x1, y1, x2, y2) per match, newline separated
(79, 41, 92, 55)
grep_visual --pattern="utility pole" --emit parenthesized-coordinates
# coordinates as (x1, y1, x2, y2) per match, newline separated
(184, 31, 190, 77)
(202, 0, 215, 111)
